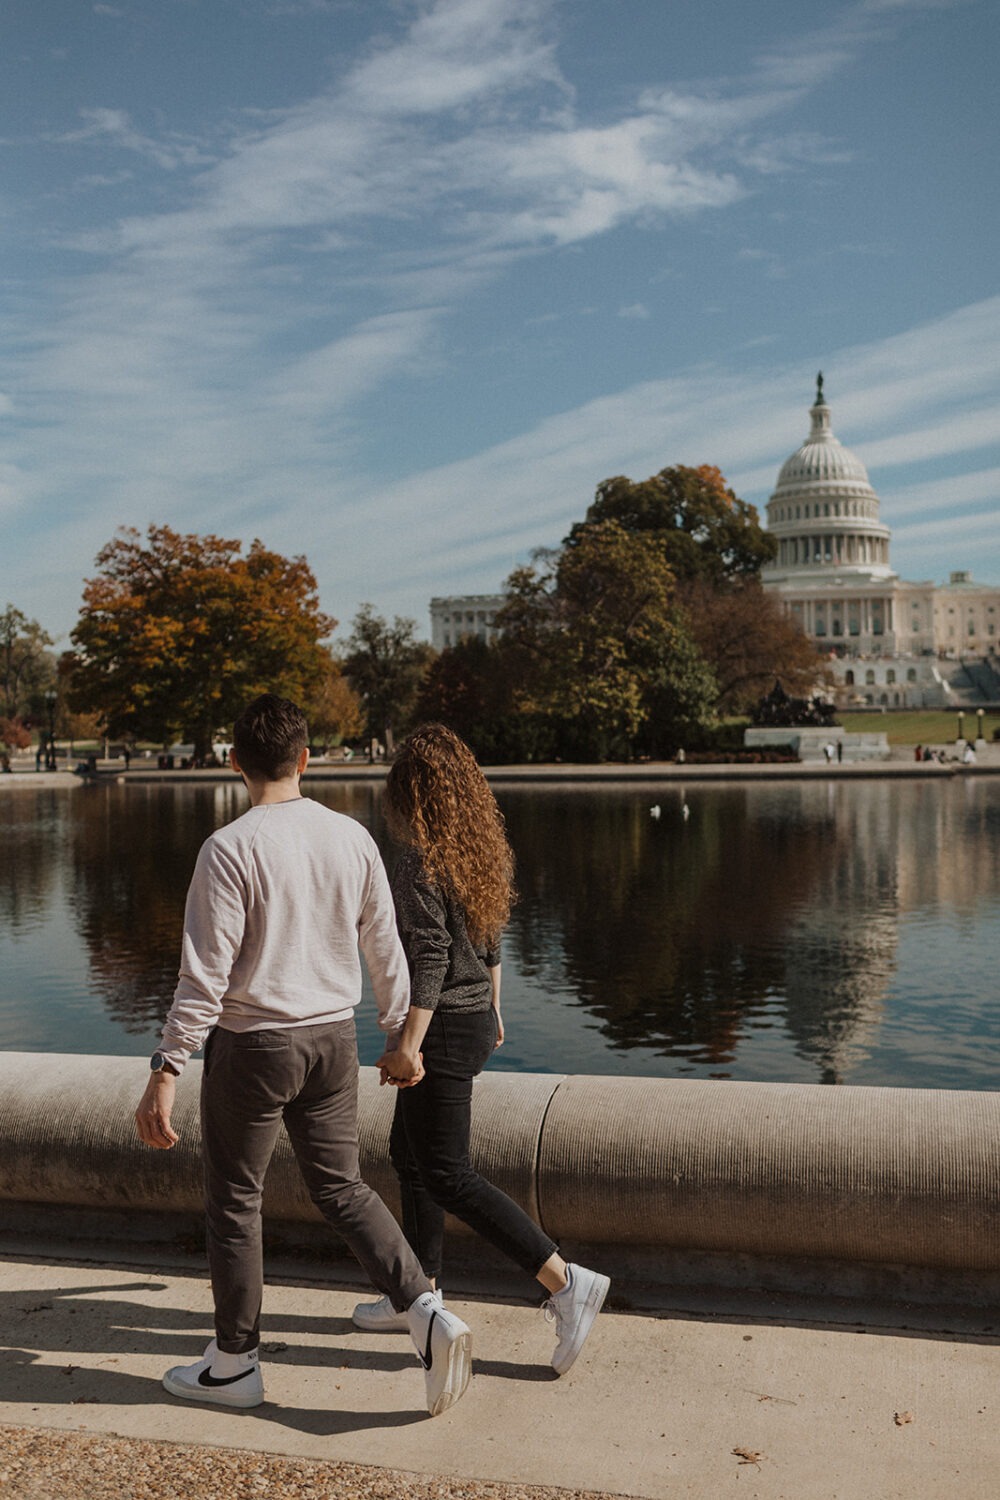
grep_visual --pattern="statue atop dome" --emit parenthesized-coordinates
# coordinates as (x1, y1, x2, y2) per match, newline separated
(814, 371, 824, 406)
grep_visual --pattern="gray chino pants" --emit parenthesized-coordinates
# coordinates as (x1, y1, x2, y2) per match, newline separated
(201, 1018, 430, 1353)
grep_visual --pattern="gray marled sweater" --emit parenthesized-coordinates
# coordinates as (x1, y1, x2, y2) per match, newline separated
(390, 846, 501, 1012)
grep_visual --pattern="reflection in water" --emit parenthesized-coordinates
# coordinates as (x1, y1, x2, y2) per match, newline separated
(502, 784, 898, 1082)
(65, 781, 385, 1035)
(67, 784, 231, 1033)
(1, 778, 998, 1087)
(1, 790, 62, 931)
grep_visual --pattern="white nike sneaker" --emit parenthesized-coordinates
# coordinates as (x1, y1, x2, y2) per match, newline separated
(353, 1288, 443, 1332)
(544, 1263, 610, 1375)
(162, 1339, 265, 1408)
(406, 1291, 471, 1416)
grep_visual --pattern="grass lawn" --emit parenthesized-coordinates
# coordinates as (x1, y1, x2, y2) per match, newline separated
(838, 709, 999, 745)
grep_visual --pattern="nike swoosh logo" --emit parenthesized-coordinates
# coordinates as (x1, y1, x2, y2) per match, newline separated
(198, 1366, 256, 1388)
(420, 1309, 437, 1370)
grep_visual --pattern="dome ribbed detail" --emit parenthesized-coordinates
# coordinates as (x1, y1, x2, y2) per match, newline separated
(772, 399, 875, 498)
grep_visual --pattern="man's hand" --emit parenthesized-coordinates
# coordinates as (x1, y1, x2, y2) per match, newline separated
(134, 1073, 180, 1149)
(376, 1046, 425, 1088)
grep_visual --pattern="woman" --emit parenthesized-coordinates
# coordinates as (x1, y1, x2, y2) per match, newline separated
(354, 723, 609, 1375)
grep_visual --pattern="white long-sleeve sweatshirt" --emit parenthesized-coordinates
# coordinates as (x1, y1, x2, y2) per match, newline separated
(158, 797, 410, 1074)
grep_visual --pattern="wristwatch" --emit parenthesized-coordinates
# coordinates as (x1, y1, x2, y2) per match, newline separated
(150, 1051, 178, 1076)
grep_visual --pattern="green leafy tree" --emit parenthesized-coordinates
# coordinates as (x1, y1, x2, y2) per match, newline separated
(580, 463, 819, 713)
(1, 604, 55, 721)
(68, 525, 335, 760)
(580, 464, 776, 583)
(415, 634, 556, 764)
(497, 521, 717, 760)
(341, 605, 434, 755)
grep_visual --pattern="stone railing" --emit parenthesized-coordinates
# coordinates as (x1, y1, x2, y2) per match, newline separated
(1, 1054, 998, 1303)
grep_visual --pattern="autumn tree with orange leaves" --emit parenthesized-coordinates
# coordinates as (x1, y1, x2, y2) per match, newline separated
(68, 526, 335, 760)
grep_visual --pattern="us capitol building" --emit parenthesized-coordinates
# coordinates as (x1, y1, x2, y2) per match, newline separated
(761, 376, 999, 707)
(430, 376, 1000, 708)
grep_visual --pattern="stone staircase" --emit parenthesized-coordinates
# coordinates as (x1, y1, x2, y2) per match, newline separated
(940, 656, 1000, 706)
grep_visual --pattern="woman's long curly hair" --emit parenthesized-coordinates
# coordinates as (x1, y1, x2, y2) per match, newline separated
(384, 723, 515, 945)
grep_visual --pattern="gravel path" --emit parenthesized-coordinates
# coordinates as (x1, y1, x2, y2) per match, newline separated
(0, 1426, 630, 1500)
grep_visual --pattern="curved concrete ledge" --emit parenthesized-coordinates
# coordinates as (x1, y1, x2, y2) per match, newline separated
(1, 1054, 997, 1284)
(537, 1076, 1000, 1271)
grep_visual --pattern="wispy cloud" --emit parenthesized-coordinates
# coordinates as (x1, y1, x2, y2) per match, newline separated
(54, 107, 210, 171)
(22, 0, 929, 402)
(881, 466, 1000, 518)
(304, 295, 1000, 612)
(2, 0, 994, 631)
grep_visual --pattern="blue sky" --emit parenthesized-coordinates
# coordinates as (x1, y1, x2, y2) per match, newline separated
(2, 0, 998, 645)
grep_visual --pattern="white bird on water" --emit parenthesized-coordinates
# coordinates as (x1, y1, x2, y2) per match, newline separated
(649, 804, 661, 819)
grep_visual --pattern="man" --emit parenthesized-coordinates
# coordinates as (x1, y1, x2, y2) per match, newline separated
(134, 694, 471, 1417)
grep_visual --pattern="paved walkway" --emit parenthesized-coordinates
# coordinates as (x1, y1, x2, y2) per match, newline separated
(0, 1242, 997, 1499)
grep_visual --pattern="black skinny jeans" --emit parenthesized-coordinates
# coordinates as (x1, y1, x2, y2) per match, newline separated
(389, 1007, 557, 1283)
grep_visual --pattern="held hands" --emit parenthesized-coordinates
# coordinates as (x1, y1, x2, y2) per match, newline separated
(376, 1045, 425, 1088)
(134, 1073, 179, 1150)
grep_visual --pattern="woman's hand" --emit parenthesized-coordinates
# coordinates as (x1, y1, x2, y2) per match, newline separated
(492, 1005, 504, 1048)
(376, 1045, 425, 1087)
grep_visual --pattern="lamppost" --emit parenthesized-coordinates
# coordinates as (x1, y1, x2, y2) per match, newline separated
(44, 688, 57, 771)
(977, 708, 985, 745)
(956, 710, 964, 746)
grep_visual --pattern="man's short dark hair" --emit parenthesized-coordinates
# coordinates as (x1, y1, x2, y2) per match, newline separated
(232, 695, 308, 781)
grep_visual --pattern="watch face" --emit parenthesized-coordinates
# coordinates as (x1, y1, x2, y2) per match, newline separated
(150, 1052, 165, 1071)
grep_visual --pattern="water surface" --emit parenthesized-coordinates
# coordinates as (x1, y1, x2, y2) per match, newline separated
(2, 778, 998, 1088)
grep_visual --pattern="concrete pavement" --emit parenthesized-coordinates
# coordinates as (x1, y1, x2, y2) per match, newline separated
(1, 1240, 997, 1500)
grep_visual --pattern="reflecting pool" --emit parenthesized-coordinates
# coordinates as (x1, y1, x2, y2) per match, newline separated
(2, 778, 998, 1088)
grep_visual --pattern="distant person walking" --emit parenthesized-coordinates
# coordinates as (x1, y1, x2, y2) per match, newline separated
(356, 723, 610, 1376)
(134, 695, 471, 1417)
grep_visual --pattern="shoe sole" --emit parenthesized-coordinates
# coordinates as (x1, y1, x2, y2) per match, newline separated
(161, 1368, 265, 1409)
(425, 1326, 472, 1416)
(552, 1274, 610, 1376)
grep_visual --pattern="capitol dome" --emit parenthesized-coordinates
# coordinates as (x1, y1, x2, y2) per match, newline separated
(772, 377, 875, 500)
(763, 375, 893, 583)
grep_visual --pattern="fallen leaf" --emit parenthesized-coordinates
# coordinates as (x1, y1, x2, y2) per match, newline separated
(261, 1341, 288, 1353)
(733, 1447, 765, 1467)
(894, 1411, 914, 1426)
